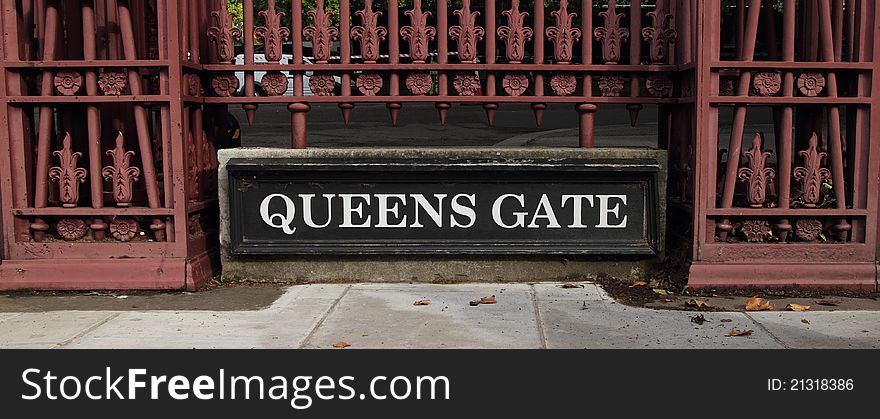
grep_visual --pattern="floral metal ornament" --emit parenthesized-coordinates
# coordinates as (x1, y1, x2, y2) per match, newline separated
(797, 72, 826, 97)
(254, 0, 290, 63)
(207, 8, 242, 63)
(646, 75, 673, 97)
(550, 74, 577, 96)
(453, 73, 480, 96)
(594, 0, 630, 64)
(449, 0, 484, 63)
(737, 133, 776, 208)
(303, 0, 339, 63)
(98, 72, 127, 95)
(795, 218, 824, 241)
(719, 78, 735, 96)
(351, 0, 387, 63)
(211, 73, 240, 97)
(110, 218, 139, 242)
(102, 132, 141, 207)
(598, 75, 625, 97)
(741, 219, 770, 242)
(54, 71, 83, 96)
(406, 73, 433, 96)
(356, 73, 383, 96)
(186, 74, 203, 96)
(48, 133, 87, 208)
(546, 0, 582, 64)
(261, 71, 289, 96)
(502, 73, 529, 96)
(56, 218, 88, 241)
(752, 71, 782, 96)
(309, 74, 336, 96)
(642, 0, 677, 64)
(187, 132, 199, 200)
(498, 0, 533, 63)
(793, 133, 832, 208)
(400, 0, 436, 63)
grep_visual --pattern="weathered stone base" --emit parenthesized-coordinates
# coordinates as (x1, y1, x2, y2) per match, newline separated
(218, 147, 666, 283)
(221, 255, 660, 283)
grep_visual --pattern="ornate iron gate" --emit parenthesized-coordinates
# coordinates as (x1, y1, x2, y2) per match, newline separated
(0, 1, 877, 290)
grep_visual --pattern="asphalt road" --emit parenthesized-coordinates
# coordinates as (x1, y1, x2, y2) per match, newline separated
(230, 102, 662, 148)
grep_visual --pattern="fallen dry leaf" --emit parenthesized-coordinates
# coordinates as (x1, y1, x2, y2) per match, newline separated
(628, 280, 648, 288)
(663, 298, 674, 303)
(652, 288, 672, 295)
(785, 303, 811, 312)
(561, 282, 585, 289)
(413, 299, 431, 306)
(720, 318, 732, 323)
(470, 295, 497, 306)
(815, 299, 841, 306)
(729, 328, 754, 337)
(690, 314, 709, 325)
(801, 319, 810, 324)
(332, 341, 351, 349)
(745, 296, 774, 311)
(685, 298, 714, 310)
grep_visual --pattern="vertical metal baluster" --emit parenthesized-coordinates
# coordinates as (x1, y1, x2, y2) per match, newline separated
(717, 0, 761, 240)
(339, 0, 353, 125)
(289, 0, 309, 148)
(775, 0, 796, 242)
(577, 0, 596, 148)
(387, 0, 401, 125)
(531, 0, 546, 126)
(436, 0, 450, 125)
(243, 0, 257, 124)
(483, 0, 497, 126)
(818, 0, 852, 239)
(627, 0, 642, 126)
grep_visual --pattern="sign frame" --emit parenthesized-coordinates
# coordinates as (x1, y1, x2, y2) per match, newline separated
(226, 156, 664, 255)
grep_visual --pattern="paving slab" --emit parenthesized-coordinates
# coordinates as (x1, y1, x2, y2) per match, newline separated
(0, 313, 22, 323)
(533, 283, 782, 349)
(301, 284, 542, 349)
(0, 312, 116, 347)
(66, 285, 349, 349)
(747, 311, 880, 349)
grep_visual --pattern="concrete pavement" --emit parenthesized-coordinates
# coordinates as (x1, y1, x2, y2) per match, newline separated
(2, 283, 877, 349)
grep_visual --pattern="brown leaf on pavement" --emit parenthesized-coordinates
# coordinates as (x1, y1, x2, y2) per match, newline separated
(628, 280, 648, 288)
(815, 299, 841, 306)
(720, 319, 732, 323)
(332, 341, 351, 349)
(729, 328, 754, 337)
(785, 303, 811, 312)
(413, 299, 431, 306)
(690, 314, 709, 325)
(561, 282, 585, 288)
(652, 288, 672, 295)
(745, 296, 774, 311)
(685, 298, 714, 310)
(470, 295, 497, 306)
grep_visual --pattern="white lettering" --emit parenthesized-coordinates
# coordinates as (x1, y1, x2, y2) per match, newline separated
(339, 194, 371, 228)
(561, 195, 595, 228)
(260, 193, 296, 234)
(450, 194, 476, 228)
(410, 194, 446, 228)
(375, 194, 408, 228)
(492, 194, 527, 228)
(301, 194, 335, 228)
(527, 194, 561, 228)
(596, 195, 628, 228)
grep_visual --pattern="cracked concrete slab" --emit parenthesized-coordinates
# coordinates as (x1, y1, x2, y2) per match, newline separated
(747, 311, 880, 349)
(534, 283, 782, 349)
(300, 284, 542, 349)
(0, 312, 116, 347)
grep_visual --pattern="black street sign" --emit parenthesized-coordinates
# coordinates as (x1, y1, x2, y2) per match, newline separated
(226, 155, 664, 255)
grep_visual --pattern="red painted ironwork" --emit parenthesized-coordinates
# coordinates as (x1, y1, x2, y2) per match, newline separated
(1, 1, 878, 291)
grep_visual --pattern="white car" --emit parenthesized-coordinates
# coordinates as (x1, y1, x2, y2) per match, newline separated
(233, 54, 341, 96)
